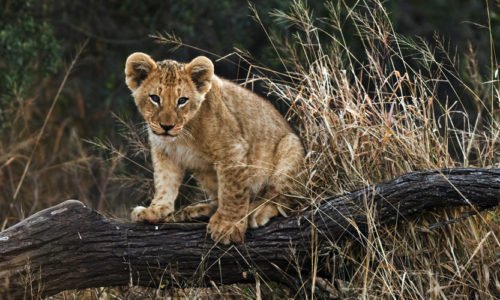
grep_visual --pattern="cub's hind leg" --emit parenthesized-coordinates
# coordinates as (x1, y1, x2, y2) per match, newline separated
(166, 169, 219, 222)
(166, 200, 218, 222)
(249, 133, 304, 228)
(248, 197, 280, 229)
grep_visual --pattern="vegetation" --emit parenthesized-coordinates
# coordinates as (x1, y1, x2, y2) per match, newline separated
(0, 0, 498, 298)
(260, 2, 499, 298)
(0, 1, 61, 131)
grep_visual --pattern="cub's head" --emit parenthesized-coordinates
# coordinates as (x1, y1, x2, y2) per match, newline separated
(125, 52, 214, 138)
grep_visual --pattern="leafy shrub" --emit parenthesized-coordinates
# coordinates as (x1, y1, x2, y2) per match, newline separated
(0, 0, 62, 130)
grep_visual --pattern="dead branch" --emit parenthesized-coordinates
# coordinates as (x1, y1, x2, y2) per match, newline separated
(0, 168, 498, 298)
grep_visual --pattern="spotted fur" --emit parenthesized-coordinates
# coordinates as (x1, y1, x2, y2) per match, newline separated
(125, 53, 304, 244)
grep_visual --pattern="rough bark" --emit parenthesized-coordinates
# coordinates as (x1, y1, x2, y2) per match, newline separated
(0, 168, 498, 298)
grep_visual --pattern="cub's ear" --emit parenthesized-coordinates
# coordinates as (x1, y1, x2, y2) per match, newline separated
(186, 56, 214, 94)
(125, 52, 157, 91)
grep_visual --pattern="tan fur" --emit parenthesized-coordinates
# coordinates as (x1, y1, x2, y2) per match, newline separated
(126, 52, 304, 244)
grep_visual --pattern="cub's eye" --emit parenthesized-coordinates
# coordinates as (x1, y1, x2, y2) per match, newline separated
(177, 97, 189, 107)
(149, 94, 161, 105)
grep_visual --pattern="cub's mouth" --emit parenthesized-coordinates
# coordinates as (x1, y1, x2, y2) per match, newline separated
(152, 131, 179, 138)
(150, 124, 183, 138)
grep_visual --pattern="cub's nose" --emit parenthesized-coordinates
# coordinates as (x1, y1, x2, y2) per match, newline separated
(160, 124, 175, 132)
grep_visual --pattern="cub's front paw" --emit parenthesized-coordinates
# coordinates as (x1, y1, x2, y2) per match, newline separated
(207, 211, 247, 245)
(130, 204, 173, 223)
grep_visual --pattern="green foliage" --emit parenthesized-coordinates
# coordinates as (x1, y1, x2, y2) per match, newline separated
(0, 0, 62, 130)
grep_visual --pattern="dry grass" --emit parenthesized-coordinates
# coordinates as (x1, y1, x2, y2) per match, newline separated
(1, 0, 499, 299)
(251, 1, 499, 298)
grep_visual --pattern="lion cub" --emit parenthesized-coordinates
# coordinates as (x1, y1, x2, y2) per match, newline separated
(125, 53, 304, 244)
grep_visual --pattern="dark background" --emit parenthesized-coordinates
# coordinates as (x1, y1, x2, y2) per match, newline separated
(0, 0, 498, 223)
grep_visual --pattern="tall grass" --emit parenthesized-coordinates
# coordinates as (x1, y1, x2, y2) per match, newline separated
(1, 0, 498, 298)
(108, 0, 500, 297)
(248, 1, 499, 298)
(262, 1, 498, 193)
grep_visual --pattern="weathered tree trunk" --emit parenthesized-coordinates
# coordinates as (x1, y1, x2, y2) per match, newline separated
(0, 168, 499, 298)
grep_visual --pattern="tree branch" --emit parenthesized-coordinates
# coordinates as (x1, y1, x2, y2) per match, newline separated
(1, 168, 498, 298)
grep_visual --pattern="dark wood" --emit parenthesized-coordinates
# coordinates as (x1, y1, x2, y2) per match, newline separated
(0, 168, 498, 298)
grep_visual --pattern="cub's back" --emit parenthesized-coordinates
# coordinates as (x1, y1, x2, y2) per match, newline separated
(217, 77, 293, 141)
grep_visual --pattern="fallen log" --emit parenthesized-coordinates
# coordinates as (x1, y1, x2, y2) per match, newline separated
(0, 168, 499, 298)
